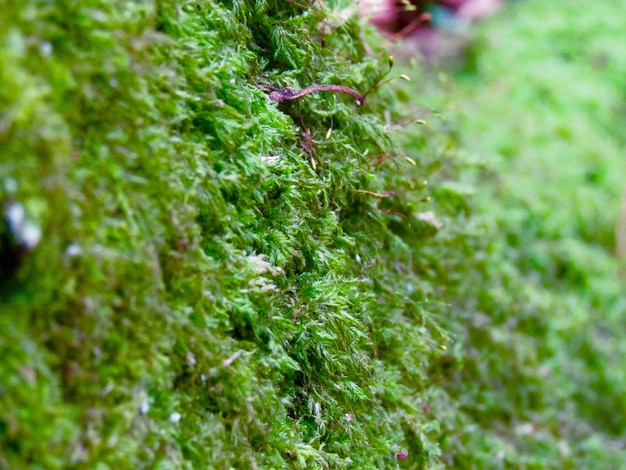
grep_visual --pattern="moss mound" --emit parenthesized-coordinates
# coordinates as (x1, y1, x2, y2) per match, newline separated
(2, 0, 625, 469)
(0, 1, 443, 468)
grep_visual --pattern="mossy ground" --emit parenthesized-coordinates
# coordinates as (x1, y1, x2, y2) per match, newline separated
(396, 0, 626, 467)
(1, 0, 625, 469)
(1, 1, 444, 468)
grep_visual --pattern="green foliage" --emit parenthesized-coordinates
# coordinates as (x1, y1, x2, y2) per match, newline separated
(390, 0, 626, 467)
(2, 0, 625, 468)
(0, 0, 444, 468)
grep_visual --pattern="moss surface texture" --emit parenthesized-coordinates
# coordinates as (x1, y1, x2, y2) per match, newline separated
(1, 0, 625, 469)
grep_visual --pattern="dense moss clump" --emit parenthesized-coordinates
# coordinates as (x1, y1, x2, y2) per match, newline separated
(2, 0, 626, 468)
(0, 0, 445, 468)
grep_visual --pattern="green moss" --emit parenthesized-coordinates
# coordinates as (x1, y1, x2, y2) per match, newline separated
(0, 0, 443, 468)
(3, 0, 625, 468)
(391, 0, 626, 467)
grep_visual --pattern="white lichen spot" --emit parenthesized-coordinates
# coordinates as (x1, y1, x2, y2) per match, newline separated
(65, 243, 82, 257)
(514, 423, 535, 436)
(5, 202, 26, 226)
(139, 398, 150, 415)
(6, 29, 25, 56)
(249, 277, 277, 291)
(89, 9, 108, 22)
(5, 202, 42, 250)
(20, 223, 42, 250)
(169, 411, 182, 424)
(186, 351, 196, 367)
(247, 253, 284, 276)
(3, 177, 18, 194)
(416, 210, 444, 229)
(557, 440, 571, 458)
(39, 41, 53, 58)
(6, 201, 25, 227)
(259, 155, 281, 165)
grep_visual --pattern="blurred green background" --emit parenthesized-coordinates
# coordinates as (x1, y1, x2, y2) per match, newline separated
(393, 0, 626, 466)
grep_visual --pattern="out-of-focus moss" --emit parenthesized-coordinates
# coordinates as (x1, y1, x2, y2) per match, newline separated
(392, 0, 626, 467)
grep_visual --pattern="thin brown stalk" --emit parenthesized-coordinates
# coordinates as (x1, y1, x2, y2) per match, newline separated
(262, 84, 365, 105)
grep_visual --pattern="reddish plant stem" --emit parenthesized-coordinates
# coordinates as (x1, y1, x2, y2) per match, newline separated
(263, 84, 365, 105)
